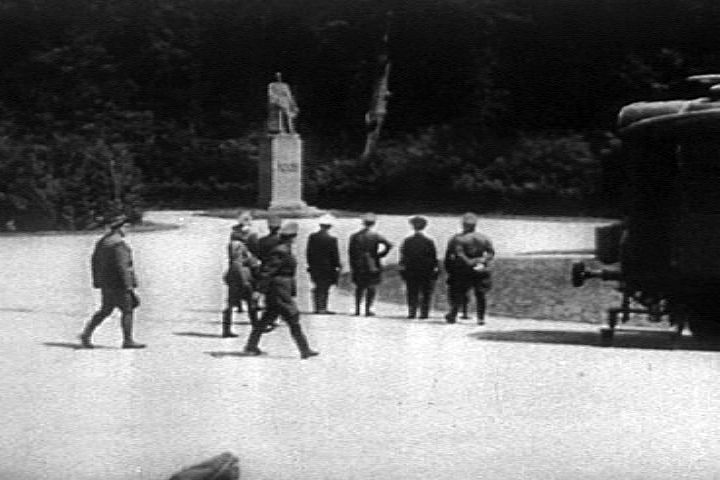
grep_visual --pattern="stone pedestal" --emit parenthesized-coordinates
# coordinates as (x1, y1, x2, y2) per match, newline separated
(258, 134, 322, 217)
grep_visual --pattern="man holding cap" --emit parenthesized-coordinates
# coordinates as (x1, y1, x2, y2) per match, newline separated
(243, 222, 319, 359)
(221, 211, 261, 337)
(306, 213, 342, 314)
(79, 215, 146, 349)
(399, 216, 439, 319)
(348, 213, 393, 316)
(444, 212, 495, 325)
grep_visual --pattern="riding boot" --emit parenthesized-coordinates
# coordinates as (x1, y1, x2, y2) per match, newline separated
(365, 288, 376, 316)
(79, 311, 106, 348)
(320, 289, 334, 314)
(288, 316, 318, 359)
(476, 294, 487, 325)
(354, 288, 363, 316)
(221, 309, 238, 338)
(121, 312, 146, 348)
(419, 297, 430, 319)
(243, 326, 264, 354)
(312, 288, 322, 313)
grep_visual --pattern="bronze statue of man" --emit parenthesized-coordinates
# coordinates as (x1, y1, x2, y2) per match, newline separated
(267, 72, 299, 134)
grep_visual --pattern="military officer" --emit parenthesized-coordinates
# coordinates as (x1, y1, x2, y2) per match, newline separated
(257, 215, 282, 263)
(306, 214, 342, 314)
(399, 215, 439, 319)
(221, 213, 261, 337)
(243, 222, 319, 359)
(444, 212, 495, 325)
(348, 213, 393, 316)
(79, 215, 146, 349)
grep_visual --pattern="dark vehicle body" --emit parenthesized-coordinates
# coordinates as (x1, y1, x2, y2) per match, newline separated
(573, 77, 720, 343)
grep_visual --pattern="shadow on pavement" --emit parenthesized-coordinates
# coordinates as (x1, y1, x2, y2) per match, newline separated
(174, 331, 228, 339)
(203, 320, 252, 326)
(470, 328, 720, 352)
(43, 341, 114, 350)
(206, 351, 295, 360)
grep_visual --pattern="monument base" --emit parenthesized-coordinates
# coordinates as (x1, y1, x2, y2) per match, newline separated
(255, 203, 325, 219)
(257, 133, 323, 218)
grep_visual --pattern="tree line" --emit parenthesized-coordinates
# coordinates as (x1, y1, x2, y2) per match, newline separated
(1, 0, 719, 229)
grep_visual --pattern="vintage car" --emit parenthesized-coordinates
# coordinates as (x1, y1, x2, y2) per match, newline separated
(572, 75, 720, 344)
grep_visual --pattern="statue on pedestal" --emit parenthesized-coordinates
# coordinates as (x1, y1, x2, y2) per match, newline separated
(267, 72, 299, 134)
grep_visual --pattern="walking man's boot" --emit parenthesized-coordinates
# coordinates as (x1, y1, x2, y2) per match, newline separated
(79, 311, 107, 348)
(288, 316, 319, 359)
(121, 312, 146, 349)
(243, 326, 265, 355)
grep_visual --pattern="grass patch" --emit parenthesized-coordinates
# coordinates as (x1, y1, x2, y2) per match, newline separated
(338, 258, 622, 324)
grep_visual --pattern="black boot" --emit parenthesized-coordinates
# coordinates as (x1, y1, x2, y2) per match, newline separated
(354, 288, 363, 316)
(476, 295, 487, 325)
(79, 310, 107, 348)
(365, 288, 376, 316)
(243, 327, 265, 355)
(312, 288, 322, 314)
(320, 290, 335, 314)
(121, 312, 146, 349)
(288, 316, 319, 359)
(221, 309, 238, 338)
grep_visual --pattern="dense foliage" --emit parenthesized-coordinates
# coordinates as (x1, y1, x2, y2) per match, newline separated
(1, 0, 720, 229)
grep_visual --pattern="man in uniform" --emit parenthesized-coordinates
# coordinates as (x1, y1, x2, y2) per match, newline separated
(79, 215, 146, 349)
(444, 212, 495, 325)
(348, 213, 393, 316)
(221, 213, 261, 338)
(243, 222, 319, 359)
(257, 215, 282, 264)
(399, 216, 439, 319)
(306, 214, 342, 314)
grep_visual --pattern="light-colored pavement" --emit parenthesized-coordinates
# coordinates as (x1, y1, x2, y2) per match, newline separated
(0, 212, 719, 480)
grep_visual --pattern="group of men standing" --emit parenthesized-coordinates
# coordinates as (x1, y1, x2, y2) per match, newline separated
(221, 210, 495, 335)
(79, 210, 494, 359)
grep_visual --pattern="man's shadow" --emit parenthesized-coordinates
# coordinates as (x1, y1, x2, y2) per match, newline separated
(206, 351, 295, 360)
(43, 342, 114, 350)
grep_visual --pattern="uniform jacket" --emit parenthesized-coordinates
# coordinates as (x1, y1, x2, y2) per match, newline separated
(91, 231, 137, 290)
(257, 232, 281, 263)
(399, 232, 439, 278)
(257, 242, 297, 295)
(306, 229, 341, 282)
(224, 232, 261, 290)
(348, 229, 393, 274)
(444, 231, 495, 276)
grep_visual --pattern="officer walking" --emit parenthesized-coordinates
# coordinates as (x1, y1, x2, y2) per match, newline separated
(221, 213, 261, 338)
(399, 216, 439, 319)
(79, 215, 146, 349)
(444, 212, 495, 325)
(243, 222, 319, 359)
(257, 215, 282, 263)
(348, 213, 393, 316)
(306, 214, 342, 314)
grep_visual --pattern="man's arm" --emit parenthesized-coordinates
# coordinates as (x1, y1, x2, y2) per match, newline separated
(377, 234, 394, 258)
(114, 243, 136, 289)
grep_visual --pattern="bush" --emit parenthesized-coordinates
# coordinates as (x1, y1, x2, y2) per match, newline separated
(0, 134, 143, 231)
(308, 128, 614, 216)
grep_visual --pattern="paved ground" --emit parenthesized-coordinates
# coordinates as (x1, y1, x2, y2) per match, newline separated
(1, 212, 719, 480)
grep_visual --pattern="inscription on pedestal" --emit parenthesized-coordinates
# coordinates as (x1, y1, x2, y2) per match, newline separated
(258, 134, 307, 210)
